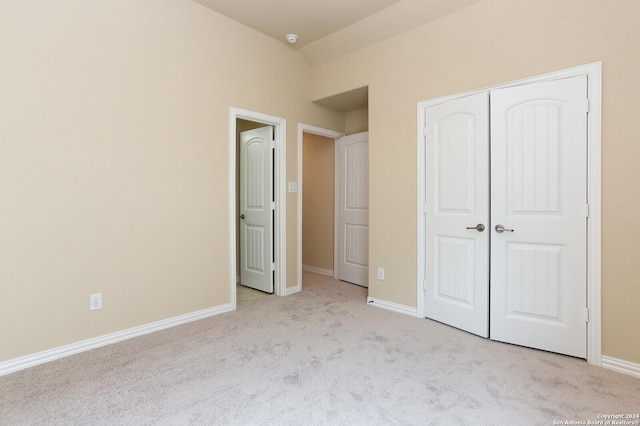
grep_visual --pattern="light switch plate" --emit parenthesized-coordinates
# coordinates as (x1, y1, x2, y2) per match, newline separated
(288, 182, 297, 193)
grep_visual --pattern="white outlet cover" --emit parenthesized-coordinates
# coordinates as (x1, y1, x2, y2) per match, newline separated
(90, 293, 103, 310)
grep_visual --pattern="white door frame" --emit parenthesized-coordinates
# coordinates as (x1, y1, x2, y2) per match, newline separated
(417, 62, 602, 365)
(230, 107, 287, 309)
(296, 123, 344, 292)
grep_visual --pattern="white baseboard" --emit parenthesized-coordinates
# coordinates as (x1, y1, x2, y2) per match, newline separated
(286, 285, 301, 296)
(602, 355, 640, 379)
(367, 297, 419, 317)
(302, 265, 334, 276)
(0, 303, 233, 377)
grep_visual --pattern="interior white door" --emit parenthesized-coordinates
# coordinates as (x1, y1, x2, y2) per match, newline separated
(240, 126, 274, 293)
(337, 132, 369, 287)
(490, 76, 588, 358)
(424, 92, 490, 337)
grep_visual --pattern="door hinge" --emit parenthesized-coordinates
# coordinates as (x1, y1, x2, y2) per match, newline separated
(585, 203, 590, 218)
(585, 98, 590, 113)
(584, 308, 590, 323)
(271, 201, 276, 210)
(271, 263, 276, 272)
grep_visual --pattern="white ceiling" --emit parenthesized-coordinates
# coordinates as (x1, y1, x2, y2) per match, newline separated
(192, 0, 404, 48)
(192, 0, 482, 65)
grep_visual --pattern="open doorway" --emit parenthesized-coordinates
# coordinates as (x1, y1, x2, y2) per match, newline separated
(301, 131, 338, 277)
(301, 129, 370, 288)
(236, 120, 274, 305)
(229, 108, 286, 310)
(296, 125, 343, 293)
(297, 86, 369, 291)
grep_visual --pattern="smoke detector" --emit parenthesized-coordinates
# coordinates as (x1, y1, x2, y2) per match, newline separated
(285, 34, 298, 44)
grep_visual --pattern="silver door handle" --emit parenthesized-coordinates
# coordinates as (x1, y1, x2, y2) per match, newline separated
(466, 224, 485, 232)
(240, 214, 246, 220)
(495, 224, 514, 233)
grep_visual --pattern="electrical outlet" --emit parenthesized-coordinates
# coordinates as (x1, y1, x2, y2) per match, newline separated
(377, 268, 385, 280)
(90, 293, 102, 311)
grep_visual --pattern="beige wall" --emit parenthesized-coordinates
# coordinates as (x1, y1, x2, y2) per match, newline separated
(4, 0, 640, 369)
(345, 108, 369, 135)
(309, 0, 640, 364)
(0, 0, 343, 362)
(302, 133, 335, 271)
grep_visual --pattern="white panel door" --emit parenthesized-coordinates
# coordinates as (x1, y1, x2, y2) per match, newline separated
(337, 132, 369, 287)
(425, 93, 490, 337)
(490, 76, 588, 358)
(240, 126, 274, 293)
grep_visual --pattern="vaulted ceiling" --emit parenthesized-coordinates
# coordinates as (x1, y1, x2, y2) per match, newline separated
(192, 0, 482, 66)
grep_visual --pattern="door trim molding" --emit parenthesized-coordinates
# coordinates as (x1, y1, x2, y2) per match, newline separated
(417, 61, 602, 365)
(297, 123, 344, 291)
(230, 107, 287, 306)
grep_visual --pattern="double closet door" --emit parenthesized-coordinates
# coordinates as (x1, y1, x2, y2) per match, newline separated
(424, 76, 588, 358)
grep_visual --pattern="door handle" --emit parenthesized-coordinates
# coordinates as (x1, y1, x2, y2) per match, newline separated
(466, 223, 485, 232)
(240, 214, 246, 220)
(495, 224, 514, 233)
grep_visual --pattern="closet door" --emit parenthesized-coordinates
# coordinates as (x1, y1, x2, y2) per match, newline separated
(424, 92, 490, 338)
(240, 126, 274, 293)
(489, 77, 588, 358)
(337, 132, 369, 287)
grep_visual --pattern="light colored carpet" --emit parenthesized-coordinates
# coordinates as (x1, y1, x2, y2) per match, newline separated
(237, 283, 271, 305)
(1, 271, 638, 425)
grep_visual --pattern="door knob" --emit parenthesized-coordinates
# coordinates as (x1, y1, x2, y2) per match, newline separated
(466, 223, 485, 232)
(240, 214, 246, 220)
(495, 224, 514, 233)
